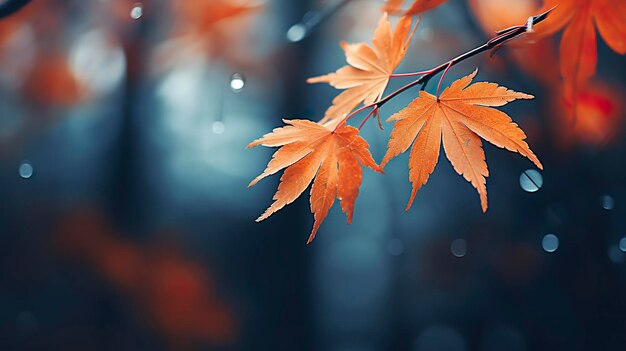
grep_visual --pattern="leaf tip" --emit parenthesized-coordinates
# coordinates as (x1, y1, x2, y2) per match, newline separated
(306, 231, 317, 244)
(255, 210, 271, 222)
(405, 188, 417, 211)
(346, 215, 353, 225)
(470, 68, 479, 80)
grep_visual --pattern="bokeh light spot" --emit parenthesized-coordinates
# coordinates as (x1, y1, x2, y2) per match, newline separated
(18, 161, 33, 179)
(542, 234, 559, 253)
(451, 239, 467, 258)
(212, 121, 225, 135)
(130, 3, 143, 20)
(229, 73, 245, 92)
(286, 24, 307, 42)
(519, 169, 543, 193)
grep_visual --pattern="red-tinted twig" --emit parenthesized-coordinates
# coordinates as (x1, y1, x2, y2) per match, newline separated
(333, 7, 555, 129)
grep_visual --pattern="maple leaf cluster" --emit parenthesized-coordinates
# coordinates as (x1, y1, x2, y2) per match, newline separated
(384, 0, 626, 122)
(249, 14, 543, 243)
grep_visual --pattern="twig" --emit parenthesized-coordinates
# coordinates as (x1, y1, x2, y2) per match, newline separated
(334, 7, 555, 130)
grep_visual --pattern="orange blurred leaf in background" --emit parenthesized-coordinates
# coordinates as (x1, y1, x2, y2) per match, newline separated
(169, 0, 261, 53)
(554, 81, 623, 146)
(383, 0, 447, 16)
(56, 211, 236, 347)
(469, 0, 624, 146)
(23, 54, 87, 106)
(468, 0, 539, 34)
(537, 0, 626, 102)
(171, 0, 261, 36)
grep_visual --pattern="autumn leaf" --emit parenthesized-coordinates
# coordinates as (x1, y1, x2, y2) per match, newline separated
(381, 69, 542, 211)
(56, 211, 236, 346)
(382, 0, 447, 16)
(468, 0, 538, 35)
(248, 120, 381, 243)
(536, 0, 626, 98)
(553, 80, 623, 146)
(24, 54, 88, 105)
(307, 14, 416, 123)
(164, 0, 262, 62)
(171, 0, 261, 36)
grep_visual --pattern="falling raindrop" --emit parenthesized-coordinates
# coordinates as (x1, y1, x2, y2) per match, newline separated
(130, 3, 143, 20)
(601, 195, 614, 210)
(18, 161, 33, 179)
(212, 121, 225, 135)
(519, 169, 543, 193)
(542, 234, 559, 253)
(286, 24, 307, 42)
(229, 73, 245, 92)
(451, 239, 467, 258)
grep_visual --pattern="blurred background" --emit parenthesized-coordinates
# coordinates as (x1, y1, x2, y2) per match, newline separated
(0, 0, 625, 350)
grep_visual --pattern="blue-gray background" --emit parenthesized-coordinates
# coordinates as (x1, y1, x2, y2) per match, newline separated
(1, 0, 626, 350)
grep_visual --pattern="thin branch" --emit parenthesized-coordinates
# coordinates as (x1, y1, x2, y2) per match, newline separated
(335, 7, 555, 129)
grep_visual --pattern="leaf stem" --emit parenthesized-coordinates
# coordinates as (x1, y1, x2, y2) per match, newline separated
(336, 7, 554, 128)
(389, 71, 429, 78)
(436, 61, 453, 100)
(358, 106, 379, 130)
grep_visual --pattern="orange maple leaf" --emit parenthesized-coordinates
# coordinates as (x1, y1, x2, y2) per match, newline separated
(536, 0, 626, 98)
(381, 70, 543, 211)
(307, 14, 416, 123)
(248, 120, 381, 243)
(382, 0, 447, 16)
